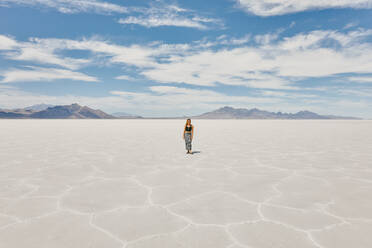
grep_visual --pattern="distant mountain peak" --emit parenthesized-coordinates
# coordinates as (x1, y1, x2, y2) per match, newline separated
(29, 103, 116, 119)
(0, 104, 362, 119)
(193, 106, 360, 119)
(24, 103, 54, 111)
(0, 103, 115, 119)
(0, 103, 146, 119)
(296, 110, 314, 114)
(220, 106, 234, 110)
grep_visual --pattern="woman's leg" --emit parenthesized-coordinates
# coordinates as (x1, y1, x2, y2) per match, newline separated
(185, 133, 192, 152)
(188, 134, 192, 152)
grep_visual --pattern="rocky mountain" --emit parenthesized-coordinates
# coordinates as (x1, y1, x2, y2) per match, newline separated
(0, 111, 26, 118)
(0, 104, 115, 119)
(193, 106, 360, 119)
(30, 104, 115, 119)
(0, 107, 35, 118)
(24, 104, 55, 111)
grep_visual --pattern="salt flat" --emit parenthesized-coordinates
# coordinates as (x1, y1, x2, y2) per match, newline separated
(0, 120, 371, 248)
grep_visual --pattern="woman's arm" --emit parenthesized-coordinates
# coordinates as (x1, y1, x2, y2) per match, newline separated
(191, 125, 194, 140)
(182, 125, 185, 139)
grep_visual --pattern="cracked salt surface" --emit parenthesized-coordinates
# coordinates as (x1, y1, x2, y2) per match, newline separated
(0, 119, 371, 248)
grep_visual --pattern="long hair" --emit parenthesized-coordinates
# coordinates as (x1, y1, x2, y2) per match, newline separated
(185, 118, 191, 126)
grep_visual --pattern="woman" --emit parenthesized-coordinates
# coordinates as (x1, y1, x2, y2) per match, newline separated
(183, 119, 194, 154)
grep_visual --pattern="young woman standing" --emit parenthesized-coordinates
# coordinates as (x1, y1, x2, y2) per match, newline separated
(183, 119, 194, 154)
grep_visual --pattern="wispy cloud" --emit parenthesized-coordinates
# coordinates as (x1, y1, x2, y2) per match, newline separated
(216, 34, 251, 45)
(344, 22, 359, 29)
(2, 28, 372, 88)
(338, 88, 372, 97)
(235, 0, 372, 16)
(2, 0, 221, 30)
(0, 0, 128, 14)
(348, 76, 372, 83)
(0, 35, 18, 50)
(0, 35, 92, 70)
(115, 75, 136, 81)
(1, 66, 98, 83)
(118, 3, 222, 30)
(118, 16, 213, 30)
(141, 29, 372, 88)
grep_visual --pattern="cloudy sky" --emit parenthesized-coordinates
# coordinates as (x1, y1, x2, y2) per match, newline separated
(1, 0, 372, 117)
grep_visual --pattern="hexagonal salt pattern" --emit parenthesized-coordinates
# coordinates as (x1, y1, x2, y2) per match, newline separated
(0, 119, 371, 248)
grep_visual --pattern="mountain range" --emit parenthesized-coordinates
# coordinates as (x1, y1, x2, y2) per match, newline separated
(0, 104, 361, 119)
(192, 106, 360, 119)
(0, 104, 115, 119)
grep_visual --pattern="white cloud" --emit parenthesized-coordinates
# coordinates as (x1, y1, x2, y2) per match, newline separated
(254, 32, 280, 45)
(348, 76, 372, 83)
(2, 28, 372, 89)
(1, 66, 98, 83)
(0, 35, 92, 70)
(338, 88, 372, 97)
(143, 60, 295, 89)
(2, 0, 221, 30)
(118, 3, 222, 30)
(5, 45, 90, 70)
(1, 0, 128, 14)
(140, 29, 372, 88)
(216, 35, 251, 45)
(262, 90, 317, 98)
(148, 85, 282, 103)
(115, 75, 135, 81)
(119, 16, 209, 30)
(0, 35, 18, 50)
(344, 22, 359, 29)
(0, 35, 191, 83)
(279, 29, 372, 49)
(270, 29, 372, 77)
(235, 0, 372, 16)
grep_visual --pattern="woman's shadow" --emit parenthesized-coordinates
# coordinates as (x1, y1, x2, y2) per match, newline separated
(191, 151, 201, 154)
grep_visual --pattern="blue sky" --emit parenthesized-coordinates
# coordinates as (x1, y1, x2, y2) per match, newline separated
(1, 0, 372, 117)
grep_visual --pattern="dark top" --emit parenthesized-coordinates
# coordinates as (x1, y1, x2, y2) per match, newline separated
(185, 125, 192, 132)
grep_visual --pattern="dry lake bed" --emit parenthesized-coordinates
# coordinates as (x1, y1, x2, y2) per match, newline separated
(0, 120, 371, 248)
